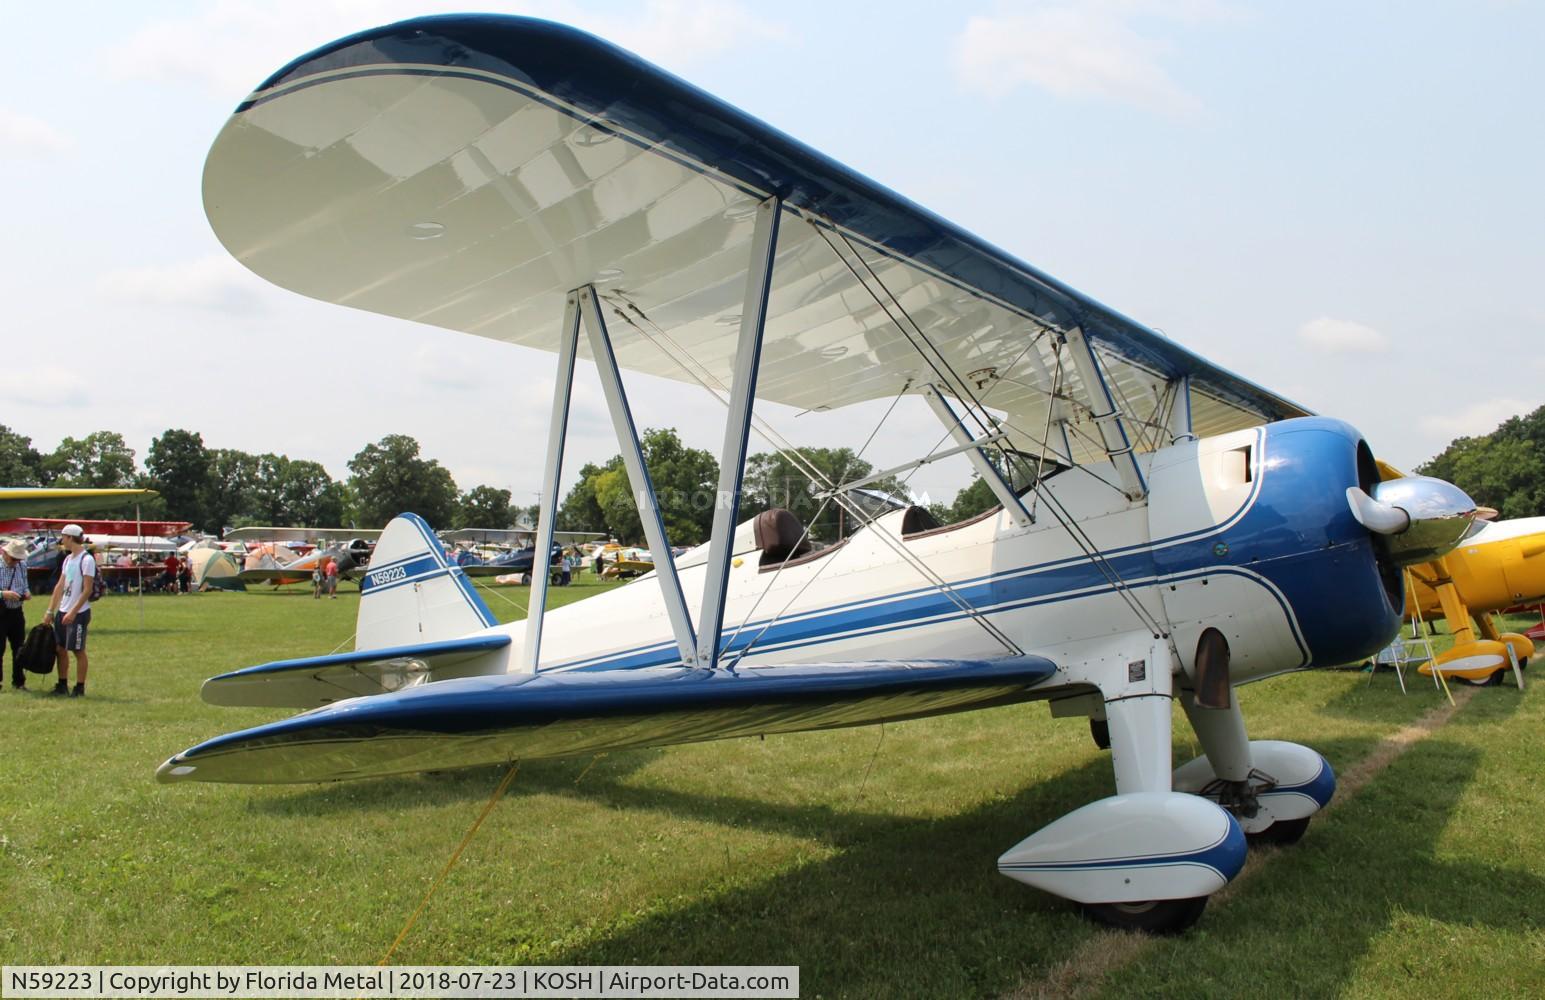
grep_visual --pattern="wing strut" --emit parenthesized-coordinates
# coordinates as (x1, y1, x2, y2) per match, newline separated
(1061, 326, 1148, 500)
(1167, 374, 1196, 443)
(698, 196, 781, 667)
(580, 286, 700, 666)
(523, 292, 582, 671)
(921, 384, 1034, 528)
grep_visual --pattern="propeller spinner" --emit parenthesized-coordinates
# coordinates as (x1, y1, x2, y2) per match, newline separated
(1346, 476, 1479, 565)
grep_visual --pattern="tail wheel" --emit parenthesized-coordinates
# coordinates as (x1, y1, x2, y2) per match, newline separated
(1246, 816, 1310, 847)
(1080, 896, 1209, 935)
(1459, 670, 1503, 687)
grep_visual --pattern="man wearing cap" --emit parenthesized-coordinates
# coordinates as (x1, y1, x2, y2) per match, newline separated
(1, 538, 30, 690)
(43, 524, 96, 697)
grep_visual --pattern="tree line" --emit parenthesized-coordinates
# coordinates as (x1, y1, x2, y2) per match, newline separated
(0, 425, 533, 534)
(1416, 402, 1545, 518)
(8, 406, 1543, 542)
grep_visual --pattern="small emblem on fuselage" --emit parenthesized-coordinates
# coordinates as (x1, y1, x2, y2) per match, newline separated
(1212, 541, 1230, 558)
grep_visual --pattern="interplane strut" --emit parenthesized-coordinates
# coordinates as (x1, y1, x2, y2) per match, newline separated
(1061, 326, 1148, 500)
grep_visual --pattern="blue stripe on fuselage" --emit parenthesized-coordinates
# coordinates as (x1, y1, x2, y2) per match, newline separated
(542, 420, 1398, 674)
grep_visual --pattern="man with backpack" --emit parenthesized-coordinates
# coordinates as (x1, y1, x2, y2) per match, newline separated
(43, 524, 96, 697)
(2, 538, 30, 690)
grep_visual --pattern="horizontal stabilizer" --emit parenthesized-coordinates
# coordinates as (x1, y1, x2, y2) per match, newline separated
(160, 656, 1057, 784)
(200, 634, 512, 709)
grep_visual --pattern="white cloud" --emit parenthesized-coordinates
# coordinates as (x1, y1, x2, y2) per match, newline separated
(951, 1, 1228, 115)
(0, 107, 73, 157)
(587, 0, 788, 68)
(96, 255, 270, 313)
(1420, 397, 1539, 439)
(14, 366, 90, 408)
(104, 1, 787, 99)
(1296, 316, 1390, 354)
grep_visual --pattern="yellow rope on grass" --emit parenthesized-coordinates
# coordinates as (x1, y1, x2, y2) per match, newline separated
(377, 761, 520, 966)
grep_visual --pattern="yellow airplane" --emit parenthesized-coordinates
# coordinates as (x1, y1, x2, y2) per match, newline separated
(1370, 461, 1537, 685)
(1403, 516, 1545, 684)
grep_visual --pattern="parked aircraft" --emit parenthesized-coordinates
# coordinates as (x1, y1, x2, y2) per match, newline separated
(1403, 517, 1545, 685)
(3, 517, 191, 589)
(443, 527, 599, 580)
(223, 526, 382, 586)
(161, 15, 1479, 933)
(0, 487, 157, 519)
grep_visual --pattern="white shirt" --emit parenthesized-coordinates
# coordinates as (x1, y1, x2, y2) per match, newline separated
(61, 550, 97, 614)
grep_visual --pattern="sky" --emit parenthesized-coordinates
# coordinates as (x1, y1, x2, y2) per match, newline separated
(3, 1, 1541, 511)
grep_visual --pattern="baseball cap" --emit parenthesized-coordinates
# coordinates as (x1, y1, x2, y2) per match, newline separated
(60, 524, 85, 540)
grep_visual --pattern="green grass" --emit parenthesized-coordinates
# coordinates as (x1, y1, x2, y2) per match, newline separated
(0, 588, 1540, 998)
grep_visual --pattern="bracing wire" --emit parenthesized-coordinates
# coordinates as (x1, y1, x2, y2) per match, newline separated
(609, 296, 1021, 657)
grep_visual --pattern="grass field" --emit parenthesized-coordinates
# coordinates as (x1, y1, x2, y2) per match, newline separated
(1, 583, 1541, 998)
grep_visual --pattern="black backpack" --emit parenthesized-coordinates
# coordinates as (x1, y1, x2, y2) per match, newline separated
(17, 623, 56, 673)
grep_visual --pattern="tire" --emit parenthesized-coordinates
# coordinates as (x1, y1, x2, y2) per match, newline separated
(1457, 670, 1502, 687)
(1080, 896, 1209, 935)
(1246, 815, 1310, 847)
(1089, 718, 1110, 750)
(519, 571, 531, 586)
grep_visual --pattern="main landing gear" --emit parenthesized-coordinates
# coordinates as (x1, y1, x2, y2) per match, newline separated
(999, 636, 1247, 935)
(999, 634, 1335, 934)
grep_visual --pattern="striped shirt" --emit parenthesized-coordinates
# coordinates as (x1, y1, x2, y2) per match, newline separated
(1, 559, 28, 609)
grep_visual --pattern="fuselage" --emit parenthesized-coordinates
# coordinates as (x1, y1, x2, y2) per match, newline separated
(494, 417, 1401, 684)
(1406, 516, 1545, 618)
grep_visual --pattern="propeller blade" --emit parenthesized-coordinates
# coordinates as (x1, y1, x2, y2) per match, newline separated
(1345, 487, 1410, 536)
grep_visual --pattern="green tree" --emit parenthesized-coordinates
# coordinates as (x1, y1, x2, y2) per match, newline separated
(202, 448, 260, 534)
(551, 430, 719, 545)
(740, 447, 908, 542)
(459, 485, 513, 528)
(0, 425, 43, 486)
(347, 434, 460, 528)
(946, 475, 1000, 522)
(45, 431, 137, 488)
(1417, 403, 1545, 518)
(146, 429, 210, 527)
(556, 462, 610, 534)
(282, 460, 345, 526)
(247, 454, 343, 526)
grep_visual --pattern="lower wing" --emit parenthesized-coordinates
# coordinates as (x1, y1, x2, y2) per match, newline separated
(159, 656, 1056, 784)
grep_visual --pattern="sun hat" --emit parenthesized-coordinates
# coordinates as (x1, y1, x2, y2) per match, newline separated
(2, 538, 27, 560)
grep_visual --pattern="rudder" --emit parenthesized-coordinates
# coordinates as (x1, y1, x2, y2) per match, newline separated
(357, 513, 496, 650)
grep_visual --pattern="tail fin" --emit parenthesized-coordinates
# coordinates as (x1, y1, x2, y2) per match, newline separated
(357, 513, 496, 651)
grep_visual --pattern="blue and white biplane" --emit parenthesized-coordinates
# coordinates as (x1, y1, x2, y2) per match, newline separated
(160, 15, 1480, 932)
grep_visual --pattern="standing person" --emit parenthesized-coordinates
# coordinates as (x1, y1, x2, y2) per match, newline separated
(324, 556, 339, 598)
(1, 538, 30, 690)
(178, 554, 192, 594)
(311, 559, 323, 599)
(43, 524, 95, 697)
(160, 551, 180, 593)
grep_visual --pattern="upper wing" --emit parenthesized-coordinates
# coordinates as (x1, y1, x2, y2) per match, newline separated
(0, 488, 159, 519)
(204, 15, 1307, 466)
(444, 528, 604, 544)
(222, 526, 383, 543)
(158, 656, 1056, 783)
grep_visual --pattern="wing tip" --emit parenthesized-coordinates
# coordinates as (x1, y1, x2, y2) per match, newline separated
(156, 756, 199, 784)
